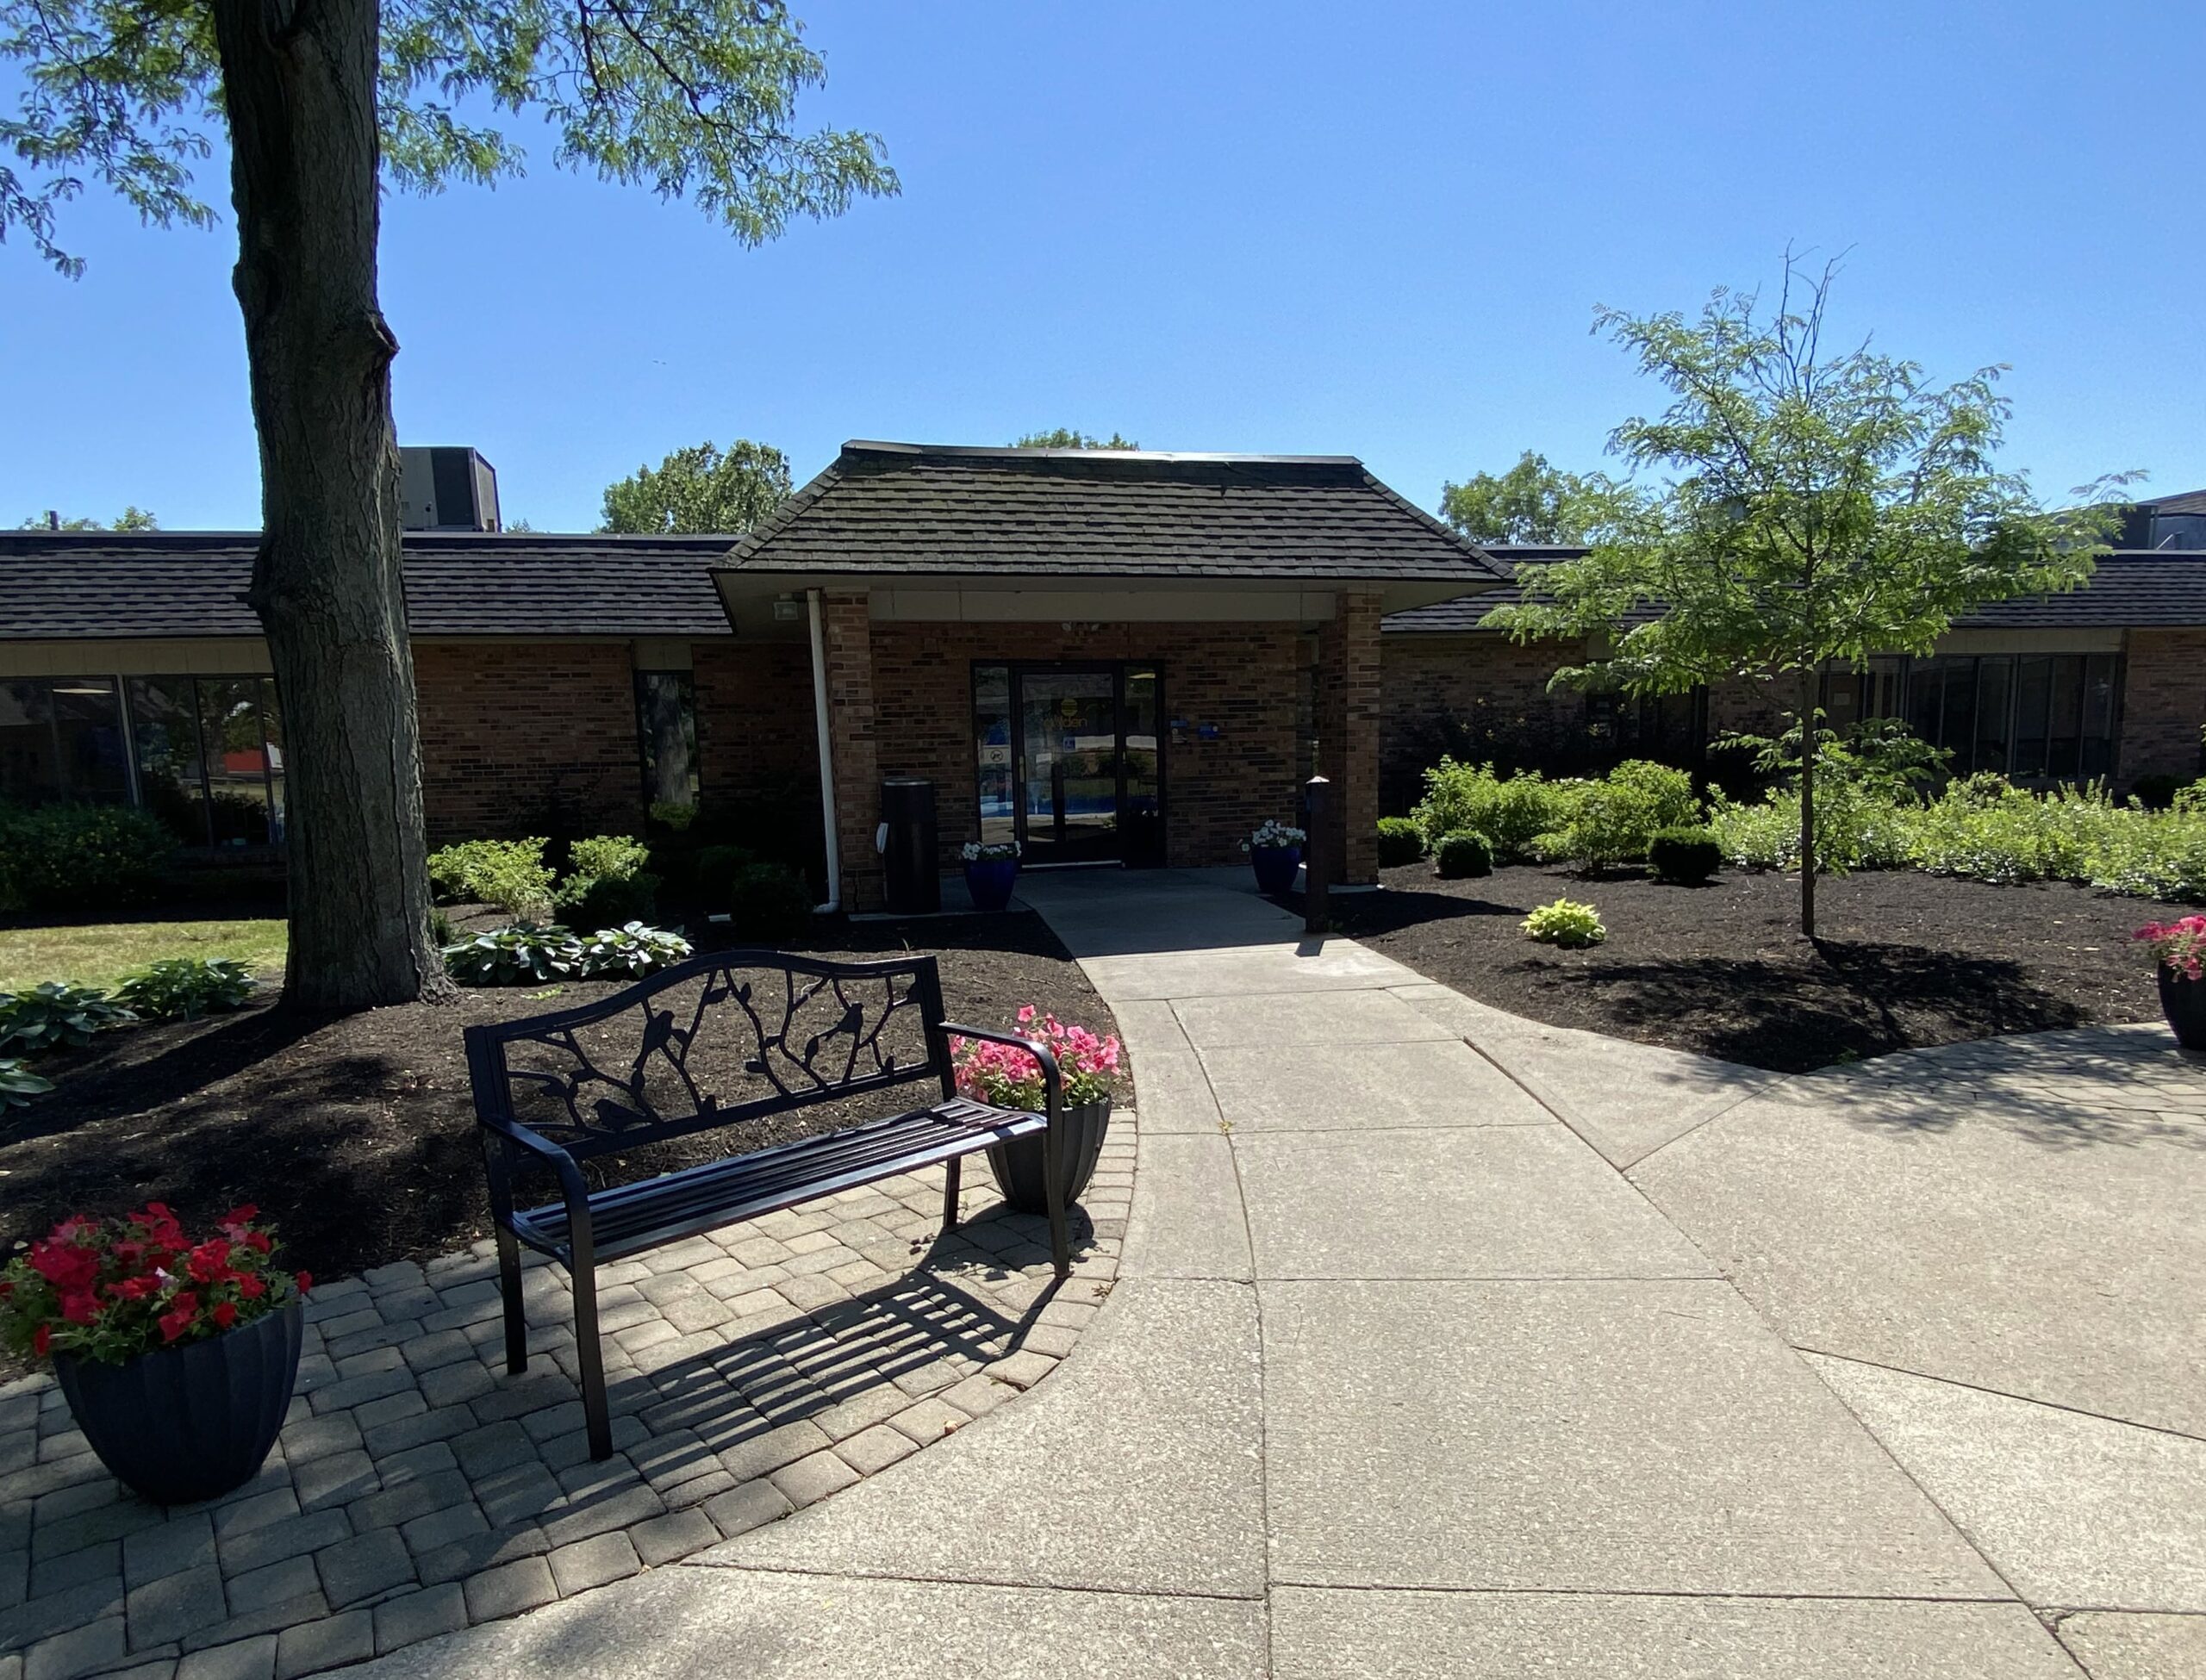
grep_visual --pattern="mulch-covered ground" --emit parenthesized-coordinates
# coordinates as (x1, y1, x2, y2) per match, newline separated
(0, 912, 1113, 1287)
(1318, 863, 2197, 1074)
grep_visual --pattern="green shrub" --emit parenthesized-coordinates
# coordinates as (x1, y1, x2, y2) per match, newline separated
(1535, 760, 1699, 871)
(1523, 898, 1606, 948)
(441, 923, 586, 986)
(648, 800, 697, 832)
(1375, 817, 1425, 868)
(1433, 830, 1493, 880)
(426, 838, 556, 919)
(1412, 760, 1560, 862)
(0, 983, 134, 1055)
(0, 1058, 53, 1110)
(2131, 774, 2187, 812)
(729, 864, 814, 943)
(576, 922, 694, 980)
(564, 834, 652, 884)
(692, 844, 759, 907)
(1646, 826, 1722, 885)
(0, 803, 173, 912)
(114, 958, 257, 1020)
(554, 834, 660, 928)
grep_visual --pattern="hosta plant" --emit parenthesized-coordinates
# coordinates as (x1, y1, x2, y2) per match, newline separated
(0, 983, 134, 1055)
(0, 1059, 53, 1111)
(115, 958, 258, 1020)
(1522, 898, 1607, 949)
(576, 923, 694, 980)
(442, 924, 588, 987)
(2135, 915, 2206, 982)
(950, 1005, 1123, 1110)
(0, 1204, 309, 1366)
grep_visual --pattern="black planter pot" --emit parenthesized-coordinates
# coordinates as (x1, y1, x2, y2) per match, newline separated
(987, 1096, 1112, 1215)
(2161, 965, 2206, 1052)
(54, 1300, 302, 1506)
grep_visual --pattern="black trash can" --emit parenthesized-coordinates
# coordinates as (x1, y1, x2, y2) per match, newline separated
(880, 777, 940, 914)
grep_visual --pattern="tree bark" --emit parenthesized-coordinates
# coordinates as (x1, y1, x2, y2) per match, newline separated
(211, 0, 451, 1008)
(1797, 671, 1817, 940)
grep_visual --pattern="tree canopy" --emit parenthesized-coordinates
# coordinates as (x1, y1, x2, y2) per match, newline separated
(1482, 258, 2128, 934)
(1013, 428, 1140, 450)
(600, 439, 793, 534)
(2, 0, 897, 275)
(16, 507, 158, 531)
(1439, 451, 1612, 544)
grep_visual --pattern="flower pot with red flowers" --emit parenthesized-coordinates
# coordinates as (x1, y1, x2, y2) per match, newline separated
(2135, 914, 2206, 1051)
(1240, 819, 1306, 896)
(951, 1006, 1124, 1215)
(0, 1204, 310, 1505)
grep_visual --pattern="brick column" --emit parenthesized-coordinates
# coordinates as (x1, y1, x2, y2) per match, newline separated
(820, 590, 882, 911)
(2116, 629, 2206, 792)
(1337, 589, 1383, 885)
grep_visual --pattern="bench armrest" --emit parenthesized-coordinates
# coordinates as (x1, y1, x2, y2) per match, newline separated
(476, 1111, 593, 1233)
(938, 1022, 1062, 1121)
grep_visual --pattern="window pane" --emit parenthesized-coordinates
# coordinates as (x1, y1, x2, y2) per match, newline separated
(47, 677, 128, 802)
(1821, 665, 1864, 734)
(1123, 669, 1164, 867)
(2046, 656, 2085, 781)
(1905, 658, 1943, 750)
(972, 665, 1015, 849)
(199, 677, 273, 845)
(635, 672, 699, 812)
(1941, 659, 1978, 770)
(259, 679, 288, 844)
(128, 676, 210, 845)
(0, 681, 59, 803)
(1972, 657, 2012, 776)
(2081, 655, 2118, 779)
(2011, 656, 2051, 779)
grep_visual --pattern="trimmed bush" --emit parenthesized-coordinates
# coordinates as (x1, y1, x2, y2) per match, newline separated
(1522, 898, 1606, 948)
(0, 983, 134, 1055)
(1536, 760, 1699, 871)
(1412, 760, 1559, 862)
(114, 958, 257, 1020)
(426, 837, 556, 919)
(1375, 817, 1425, 868)
(730, 863, 814, 943)
(1433, 830, 1493, 880)
(1646, 826, 1723, 885)
(0, 803, 173, 912)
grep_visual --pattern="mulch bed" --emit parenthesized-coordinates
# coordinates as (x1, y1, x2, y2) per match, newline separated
(1316, 863, 2197, 1074)
(0, 912, 1111, 1293)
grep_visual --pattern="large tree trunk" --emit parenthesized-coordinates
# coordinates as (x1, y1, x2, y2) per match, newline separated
(1797, 674, 1817, 940)
(212, 0, 450, 1009)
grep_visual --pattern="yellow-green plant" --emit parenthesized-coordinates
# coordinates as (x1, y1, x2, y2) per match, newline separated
(1522, 898, 1606, 948)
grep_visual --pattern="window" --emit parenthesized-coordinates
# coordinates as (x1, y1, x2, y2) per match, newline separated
(126, 675, 284, 847)
(634, 671, 700, 812)
(971, 665, 1015, 849)
(0, 677, 129, 805)
(1841, 652, 2119, 781)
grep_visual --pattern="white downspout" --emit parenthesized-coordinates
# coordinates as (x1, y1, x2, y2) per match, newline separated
(807, 588, 842, 913)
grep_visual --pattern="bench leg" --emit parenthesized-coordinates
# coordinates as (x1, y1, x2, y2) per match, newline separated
(572, 1265, 614, 1461)
(494, 1224, 528, 1375)
(941, 1155, 962, 1235)
(1045, 1167, 1070, 1281)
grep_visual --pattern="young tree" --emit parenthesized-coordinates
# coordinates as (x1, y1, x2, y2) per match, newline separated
(1484, 258, 2126, 936)
(1440, 451, 1611, 544)
(601, 439, 792, 534)
(3, 0, 894, 1009)
(1013, 428, 1141, 450)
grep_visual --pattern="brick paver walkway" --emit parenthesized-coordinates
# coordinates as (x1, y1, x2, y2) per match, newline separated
(0, 1126, 1132, 1680)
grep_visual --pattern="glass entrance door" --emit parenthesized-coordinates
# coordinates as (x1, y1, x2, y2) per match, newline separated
(974, 663, 1167, 867)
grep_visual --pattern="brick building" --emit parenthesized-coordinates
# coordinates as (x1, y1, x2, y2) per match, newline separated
(4, 455, 2201, 906)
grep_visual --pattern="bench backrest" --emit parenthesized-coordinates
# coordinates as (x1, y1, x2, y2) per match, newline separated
(464, 948, 951, 1161)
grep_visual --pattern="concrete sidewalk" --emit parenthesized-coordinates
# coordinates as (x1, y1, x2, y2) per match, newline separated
(363, 868, 2197, 1677)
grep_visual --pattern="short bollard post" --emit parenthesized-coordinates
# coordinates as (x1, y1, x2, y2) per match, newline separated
(1303, 775, 1330, 935)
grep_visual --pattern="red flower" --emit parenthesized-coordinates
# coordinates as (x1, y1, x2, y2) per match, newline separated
(221, 1204, 259, 1226)
(209, 1302, 238, 1329)
(294, 1272, 313, 1296)
(27, 1240, 96, 1292)
(243, 1231, 272, 1255)
(31, 1325, 49, 1358)
(157, 1293, 200, 1343)
(59, 1291, 99, 1326)
(185, 1239, 233, 1285)
(108, 1276, 160, 1301)
(238, 1274, 266, 1300)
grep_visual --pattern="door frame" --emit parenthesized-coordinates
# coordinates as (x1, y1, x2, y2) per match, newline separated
(971, 660, 1167, 868)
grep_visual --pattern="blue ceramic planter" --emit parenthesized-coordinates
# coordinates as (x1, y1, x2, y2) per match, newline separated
(1250, 844, 1302, 895)
(964, 857, 1020, 913)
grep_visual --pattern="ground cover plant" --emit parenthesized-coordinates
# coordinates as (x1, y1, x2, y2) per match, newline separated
(115, 959, 258, 1021)
(0, 919, 287, 995)
(1523, 898, 1606, 947)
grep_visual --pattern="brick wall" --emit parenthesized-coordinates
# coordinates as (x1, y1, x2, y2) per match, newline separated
(1378, 633, 1591, 810)
(857, 618, 1306, 888)
(691, 641, 819, 806)
(414, 642, 642, 845)
(2118, 629, 2206, 787)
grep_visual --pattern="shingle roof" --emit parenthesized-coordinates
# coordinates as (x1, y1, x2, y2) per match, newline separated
(0, 531, 738, 639)
(2136, 488, 2206, 515)
(719, 441, 1506, 584)
(1383, 548, 2206, 633)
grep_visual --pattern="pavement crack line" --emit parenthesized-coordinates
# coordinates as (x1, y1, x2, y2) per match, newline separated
(1794, 1346, 2206, 1447)
(671, 1557, 1268, 1604)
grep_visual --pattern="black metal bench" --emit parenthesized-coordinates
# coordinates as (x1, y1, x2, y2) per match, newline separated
(463, 948, 1069, 1460)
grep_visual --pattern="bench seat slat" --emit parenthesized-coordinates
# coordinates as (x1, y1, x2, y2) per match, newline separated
(508, 1096, 1044, 1263)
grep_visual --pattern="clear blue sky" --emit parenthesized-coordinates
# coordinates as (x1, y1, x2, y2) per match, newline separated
(4, 0, 2199, 532)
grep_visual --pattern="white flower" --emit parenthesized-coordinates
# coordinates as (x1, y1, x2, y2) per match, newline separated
(1243, 819, 1308, 851)
(961, 840, 1021, 862)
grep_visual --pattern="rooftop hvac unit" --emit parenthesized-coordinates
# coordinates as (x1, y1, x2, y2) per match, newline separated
(400, 446, 502, 532)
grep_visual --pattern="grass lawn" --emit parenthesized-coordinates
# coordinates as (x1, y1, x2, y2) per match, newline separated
(0, 918, 288, 992)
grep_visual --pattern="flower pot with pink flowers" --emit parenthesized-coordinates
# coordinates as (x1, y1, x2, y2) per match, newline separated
(951, 1005, 1123, 1214)
(0, 1204, 311, 1505)
(2135, 914, 2206, 1051)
